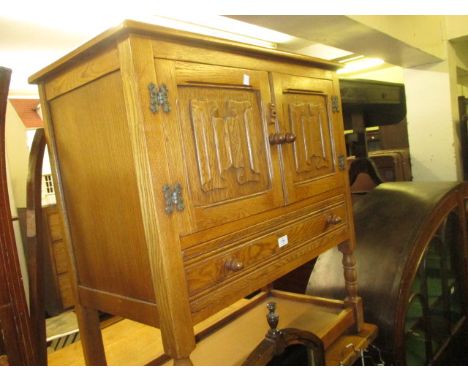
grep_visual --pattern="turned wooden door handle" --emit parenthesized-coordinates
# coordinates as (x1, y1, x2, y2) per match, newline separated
(224, 259, 244, 272)
(269, 133, 296, 145)
(284, 132, 296, 143)
(269, 133, 286, 145)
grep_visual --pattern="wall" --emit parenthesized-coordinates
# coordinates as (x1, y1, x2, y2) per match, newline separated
(444, 16, 468, 41)
(4, 103, 30, 304)
(403, 60, 461, 181)
(5, 101, 30, 208)
(340, 65, 404, 84)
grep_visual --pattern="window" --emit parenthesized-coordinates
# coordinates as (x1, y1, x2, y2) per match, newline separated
(43, 174, 54, 195)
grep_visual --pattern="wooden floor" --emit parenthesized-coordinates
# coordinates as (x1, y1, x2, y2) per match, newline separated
(48, 318, 165, 366)
(48, 298, 254, 366)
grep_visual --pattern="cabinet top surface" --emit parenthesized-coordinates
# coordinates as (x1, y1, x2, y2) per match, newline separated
(29, 19, 341, 84)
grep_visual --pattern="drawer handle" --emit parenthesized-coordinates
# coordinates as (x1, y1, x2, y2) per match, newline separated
(224, 259, 244, 272)
(327, 214, 343, 226)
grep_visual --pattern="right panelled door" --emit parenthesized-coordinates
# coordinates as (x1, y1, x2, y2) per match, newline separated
(271, 73, 345, 205)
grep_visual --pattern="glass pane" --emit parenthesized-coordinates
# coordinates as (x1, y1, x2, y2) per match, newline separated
(405, 296, 427, 366)
(405, 209, 466, 365)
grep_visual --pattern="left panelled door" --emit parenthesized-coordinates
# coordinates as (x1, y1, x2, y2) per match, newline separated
(155, 60, 284, 233)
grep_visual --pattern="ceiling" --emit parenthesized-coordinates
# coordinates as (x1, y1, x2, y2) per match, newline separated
(231, 16, 443, 67)
(1, 7, 463, 96)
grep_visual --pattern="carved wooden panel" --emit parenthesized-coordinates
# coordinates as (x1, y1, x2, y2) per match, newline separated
(178, 86, 272, 207)
(272, 73, 343, 204)
(288, 98, 334, 179)
(190, 98, 261, 192)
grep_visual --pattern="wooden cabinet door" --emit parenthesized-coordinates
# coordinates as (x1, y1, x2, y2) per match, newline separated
(272, 73, 345, 204)
(156, 60, 284, 233)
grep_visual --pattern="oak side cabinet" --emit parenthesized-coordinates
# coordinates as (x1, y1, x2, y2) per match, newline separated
(30, 20, 367, 365)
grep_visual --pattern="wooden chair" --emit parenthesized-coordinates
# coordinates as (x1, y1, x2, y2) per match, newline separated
(348, 156, 383, 193)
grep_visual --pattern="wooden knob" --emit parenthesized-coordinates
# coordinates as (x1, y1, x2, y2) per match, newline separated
(269, 133, 286, 145)
(327, 215, 342, 225)
(224, 258, 244, 272)
(284, 132, 296, 143)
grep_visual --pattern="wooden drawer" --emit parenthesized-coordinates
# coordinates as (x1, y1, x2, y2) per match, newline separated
(185, 202, 347, 298)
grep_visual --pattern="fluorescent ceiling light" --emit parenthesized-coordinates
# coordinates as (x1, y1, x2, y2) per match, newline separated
(140, 15, 287, 48)
(2, 3, 294, 49)
(337, 57, 385, 74)
(295, 43, 354, 61)
(338, 54, 365, 63)
(149, 15, 294, 44)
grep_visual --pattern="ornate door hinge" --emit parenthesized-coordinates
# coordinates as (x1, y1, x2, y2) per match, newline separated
(269, 103, 277, 124)
(331, 95, 340, 113)
(163, 183, 184, 214)
(148, 83, 170, 113)
(338, 154, 346, 171)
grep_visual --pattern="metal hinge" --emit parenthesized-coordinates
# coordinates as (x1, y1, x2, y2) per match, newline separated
(148, 83, 170, 113)
(331, 95, 340, 113)
(269, 103, 277, 124)
(163, 183, 184, 214)
(338, 154, 346, 171)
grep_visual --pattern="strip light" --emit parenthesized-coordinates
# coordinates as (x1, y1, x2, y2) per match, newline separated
(337, 57, 385, 74)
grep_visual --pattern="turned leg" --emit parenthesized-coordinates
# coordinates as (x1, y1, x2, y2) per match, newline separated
(338, 241, 364, 332)
(75, 305, 107, 365)
(173, 357, 193, 366)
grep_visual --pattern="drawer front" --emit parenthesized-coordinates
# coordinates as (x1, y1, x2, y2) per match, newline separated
(184, 202, 347, 298)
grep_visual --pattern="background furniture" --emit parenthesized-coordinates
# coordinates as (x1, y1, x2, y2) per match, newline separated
(29, 20, 375, 365)
(307, 181, 468, 365)
(458, 96, 468, 181)
(340, 78, 407, 159)
(41, 204, 74, 314)
(368, 149, 412, 182)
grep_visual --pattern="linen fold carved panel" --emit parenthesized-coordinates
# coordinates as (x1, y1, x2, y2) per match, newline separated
(288, 102, 332, 174)
(190, 99, 261, 192)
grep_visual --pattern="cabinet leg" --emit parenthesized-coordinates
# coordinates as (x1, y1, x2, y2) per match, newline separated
(75, 305, 107, 365)
(338, 241, 364, 332)
(173, 357, 193, 366)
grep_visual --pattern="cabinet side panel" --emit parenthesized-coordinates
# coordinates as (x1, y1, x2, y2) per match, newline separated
(49, 71, 155, 303)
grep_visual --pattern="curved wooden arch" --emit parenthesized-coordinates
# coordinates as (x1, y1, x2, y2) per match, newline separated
(25, 127, 47, 365)
(0, 66, 37, 365)
(307, 181, 468, 365)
